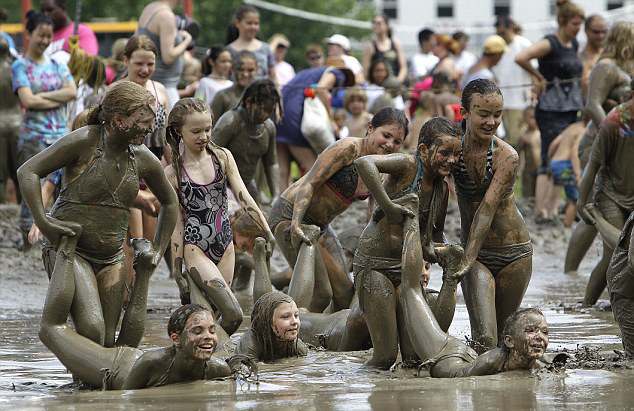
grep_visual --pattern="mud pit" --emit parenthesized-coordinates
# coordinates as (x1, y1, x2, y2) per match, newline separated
(1, 201, 633, 409)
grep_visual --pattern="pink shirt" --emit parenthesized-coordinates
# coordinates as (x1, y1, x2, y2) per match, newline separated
(50, 23, 99, 56)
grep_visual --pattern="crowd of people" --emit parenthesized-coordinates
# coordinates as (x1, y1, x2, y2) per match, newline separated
(1, 0, 633, 390)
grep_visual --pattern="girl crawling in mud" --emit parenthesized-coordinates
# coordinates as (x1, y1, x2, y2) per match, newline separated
(165, 98, 274, 337)
(18, 81, 178, 348)
(38, 225, 239, 389)
(399, 195, 548, 377)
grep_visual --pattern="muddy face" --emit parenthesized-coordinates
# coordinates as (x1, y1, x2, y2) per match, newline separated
(178, 311, 218, 361)
(181, 111, 213, 153)
(235, 58, 257, 88)
(115, 108, 156, 145)
(246, 100, 274, 125)
(272, 301, 300, 342)
(420, 135, 461, 177)
(366, 123, 405, 155)
(462, 93, 503, 141)
(508, 312, 549, 360)
(125, 49, 156, 86)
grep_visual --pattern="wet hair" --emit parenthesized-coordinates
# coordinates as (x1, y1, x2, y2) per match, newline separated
(231, 209, 264, 238)
(452, 31, 468, 42)
(166, 98, 225, 206)
(417, 116, 460, 148)
(167, 304, 209, 337)
(501, 307, 545, 352)
(226, 5, 260, 44)
(460, 78, 502, 132)
(556, 0, 584, 25)
(418, 28, 435, 44)
(250, 292, 302, 362)
(202, 44, 231, 76)
(370, 107, 409, 139)
(25, 10, 53, 33)
(343, 86, 368, 110)
(435, 34, 459, 55)
(598, 21, 634, 72)
(372, 14, 393, 38)
(85, 81, 155, 127)
(368, 58, 389, 85)
(123, 35, 157, 60)
(236, 78, 282, 117)
(585, 14, 603, 29)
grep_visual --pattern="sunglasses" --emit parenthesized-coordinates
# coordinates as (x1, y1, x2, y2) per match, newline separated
(589, 28, 607, 35)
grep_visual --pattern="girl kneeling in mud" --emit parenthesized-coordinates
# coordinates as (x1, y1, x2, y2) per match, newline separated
(165, 98, 274, 336)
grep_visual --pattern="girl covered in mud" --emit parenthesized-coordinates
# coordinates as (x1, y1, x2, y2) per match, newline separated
(38, 226, 241, 389)
(211, 78, 281, 204)
(18, 81, 178, 348)
(399, 198, 548, 377)
(269, 107, 408, 312)
(351, 117, 464, 369)
(452, 79, 532, 352)
(210, 50, 257, 120)
(165, 98, 274, 336)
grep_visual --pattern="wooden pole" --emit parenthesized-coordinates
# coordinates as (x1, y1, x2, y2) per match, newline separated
(183, 0, 193, 17)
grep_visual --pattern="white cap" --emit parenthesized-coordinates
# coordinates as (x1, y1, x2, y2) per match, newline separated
(325, 34, 351, 51)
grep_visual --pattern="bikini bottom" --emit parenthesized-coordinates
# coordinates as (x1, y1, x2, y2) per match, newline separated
(353, 249, 402, 312)
(472, 240, 533, 277)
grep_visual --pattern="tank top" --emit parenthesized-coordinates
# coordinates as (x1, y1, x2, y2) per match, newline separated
(537, 34, 583, 112)
(371, 39, 400, 77)
(137, 8, 183, 88)
(50, 128, 139, 265)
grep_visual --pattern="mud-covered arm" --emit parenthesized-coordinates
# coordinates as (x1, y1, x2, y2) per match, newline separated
(138, 147, 178, 267)
(628, 221, 634, 274)
(206, 356, 232, 378)
(210, 110, 235, 148)
(355, 153, 416, 224)
(459, 147, 518, 276)
(578, 121, 613, 223)
(437, 349, 505, 378)
(211, 92, 229, 122)
(430, 181, 450, 244)
(234, 330, 261, 360)
(585, 62, 618, 128)
(263, 121, 279, 200)
(122, 353, 157, 389)
(571, 135, 582, 184)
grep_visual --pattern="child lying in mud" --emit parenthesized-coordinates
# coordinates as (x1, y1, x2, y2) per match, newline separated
(38, 224, 250, 390)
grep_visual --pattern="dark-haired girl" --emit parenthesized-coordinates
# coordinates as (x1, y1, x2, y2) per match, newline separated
(211, 50, 257, 120)
(452, 79, 532, 352)
(12, 10, 76, 247)
(361, 14, 407, 83)
(165, 98, 274, 336)
(352, 117, 463, 369)
(270, 107, 408, 312)
(196, 45, 233, 105)
(212, 78, 281, 204)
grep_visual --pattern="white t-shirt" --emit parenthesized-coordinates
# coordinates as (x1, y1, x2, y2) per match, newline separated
(453, 51, 477, 78)
(275, 60, 295, 87)
(195, 77, 233, 105)
(462, 68, 495, 90)
(342, 54, 363, 75)
(410, 52, 440, 81)
(493, 35, 532, 110)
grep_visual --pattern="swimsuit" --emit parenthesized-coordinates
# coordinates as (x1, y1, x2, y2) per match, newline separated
(269, 196, 326, 234)
(424, 335, 478, 377)
(324, 163, 370, 205)
(453, 136, 532, 275)
(550, 159, 578, 201)
(180, 150, 233, 265)
(145, 80, 166, 160)
(49, 128, 139, 266)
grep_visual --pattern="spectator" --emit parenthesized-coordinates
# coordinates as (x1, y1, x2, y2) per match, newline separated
(462, 35, 507, 88)
(430, 72, 460, 121)
(177, 51, 201, 98)
(196, 45, 233, 105)
(0, 8, 17, 57)
(41, 0, 98, 60)
(362, 14, 407, 83)
(0, 37, 20, 204)
(226, 5, 275, 82)
(269, 34, 295, 87)
(494, 15, 533, 150)
(516, 0, 584, 223)
(343, 86, 373, 138)
(452, 31, 477, 83)
(517, 106, 541, 198)
(365, 58, 390, 109)
(581, 14, 606, 98)
(137, 0, 194, 109)
(431, 34, 459, 84)
(211, 50, 257, 121)
(305, 44, 324, 68)
(410, 28, 438, 82)
(325, 34, 365, 84)
(12, 11, 76, 249)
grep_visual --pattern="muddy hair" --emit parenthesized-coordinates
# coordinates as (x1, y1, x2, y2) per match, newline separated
(167, 304, 209, 337)
(25, 10, 52, 33)
(166, 98, 225, 205)
(85, 80, 155, 127)
(460, 78, 502, 132)
(231, 209, 264, 238)
(251, 292, 302, 362)
(598, 21, 634, 73)
(556, 0, 584, 25)
(368, 107, 409, 139)
(123, 35, 157, 60)
(235, 78, 282, 117)
(226, 5, 260, 44)
(202, 44, 231, 76)
(501, 307, 545, 352)
(417, 116, 460, 148)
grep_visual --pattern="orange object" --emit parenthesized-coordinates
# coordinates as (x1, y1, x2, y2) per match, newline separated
(183, 0, 194, 17)
(21, 0, 32, 49)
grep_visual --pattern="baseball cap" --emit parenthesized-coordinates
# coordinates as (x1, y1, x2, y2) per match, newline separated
(324, 34, 351, 51)
(483, 35, 509, 54)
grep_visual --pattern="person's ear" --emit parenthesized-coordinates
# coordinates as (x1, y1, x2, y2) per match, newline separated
(503, 334, 515, 350)
(113, 113, 126, 128)
(418, 143, 428, 158)
(366, 124, 374, 137)
(123, 55, 129, 67)
(170, 332, 181, 347)
(459, 106, 468, 120)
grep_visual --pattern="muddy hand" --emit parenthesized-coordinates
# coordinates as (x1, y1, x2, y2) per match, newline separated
(290, 224, 311, 250)
(580, 203, 598, 226)
(40, 217, 79, 248)
(264, 232, 276, 260)
(445, 256, 471, 284)
(130, 238, 159, 274)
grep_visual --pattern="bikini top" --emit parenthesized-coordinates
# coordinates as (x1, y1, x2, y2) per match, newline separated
(324, 163, 370, 205)
(454, 136, 509, 202)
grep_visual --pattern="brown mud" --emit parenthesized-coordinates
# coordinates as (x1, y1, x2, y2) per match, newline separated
(1, 200, 634, 409)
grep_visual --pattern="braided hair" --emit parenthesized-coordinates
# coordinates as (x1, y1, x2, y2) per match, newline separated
(235, 78, 282, 118)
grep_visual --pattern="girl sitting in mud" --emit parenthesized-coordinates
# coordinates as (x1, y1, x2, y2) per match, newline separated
(210, 51, 258, 120)
(452, 79, 532, 352)
(211, 78, 281, 204)
(269, 107, 408, 312)
(18, 81, 178, 348)
(351, 116, 465, 369)
(165, 98, 274, 336)
(399, 196, 548, 377)
(38, 226, 243, 389)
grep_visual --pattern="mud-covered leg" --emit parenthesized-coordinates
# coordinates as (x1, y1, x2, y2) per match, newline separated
(320, 226, 353, 311)
(232, 251, 254, 292)
(336, 304, 370, 351)
(288, 225, 321, 309)
(253, 237, 272, 303)
(395, 292, 420, 364)
(70, 256, 106, 346)
(587, 204, 621, 249)
(564, 222, 597, 274)
(494, 255, 532, 345)
(460, 265, 497, 353)
(95, 262, 126, 348)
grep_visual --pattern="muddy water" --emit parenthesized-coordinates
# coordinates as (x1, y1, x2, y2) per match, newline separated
(1, 204, 634, 410)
